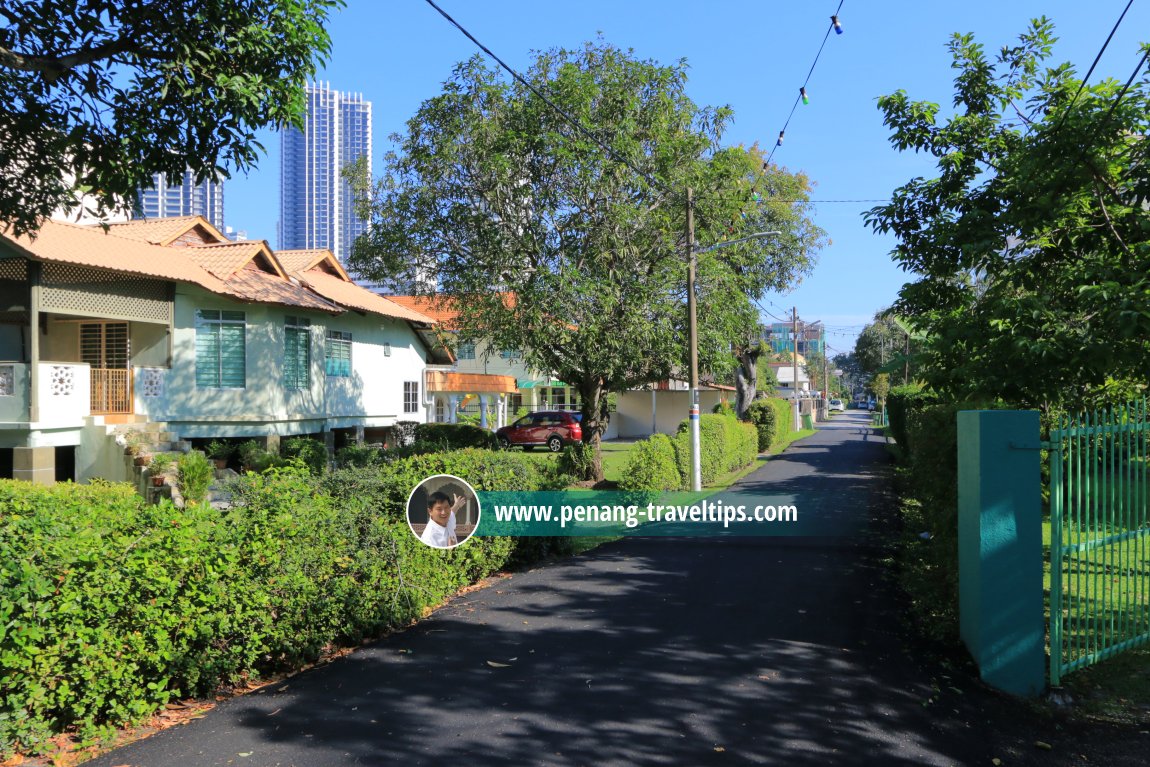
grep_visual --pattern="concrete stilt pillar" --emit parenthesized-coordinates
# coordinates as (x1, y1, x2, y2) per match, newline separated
(14, 446, 54, 485)
(479, 394, 489, 429)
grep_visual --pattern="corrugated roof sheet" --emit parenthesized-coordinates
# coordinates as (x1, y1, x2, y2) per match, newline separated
(298, 271, 436, 323)
(387, 295, 460, 327)
(276, 248, 347, 277)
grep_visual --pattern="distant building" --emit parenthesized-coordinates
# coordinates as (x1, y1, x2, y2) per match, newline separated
(136, 170, 224, 230)
(764, 319, 825, 357)
(279, 82, 372, 274)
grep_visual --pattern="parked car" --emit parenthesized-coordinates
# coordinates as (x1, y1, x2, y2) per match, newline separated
(828, 398, 845, 412)
(497, 411, 583, 452)
(867, 400, 876, 412)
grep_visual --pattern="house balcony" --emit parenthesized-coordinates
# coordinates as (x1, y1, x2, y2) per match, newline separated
(0, 362, 169, 428)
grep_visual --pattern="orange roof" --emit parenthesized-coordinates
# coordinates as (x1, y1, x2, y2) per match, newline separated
(276, 248, 349, 279)
(425, 371, 518, 394)
(1, 220, 227, 292)
(222, 270, 341, 313)
(107, 216, 228, 246)
(297, 270, 436, 323)
(387, 295, 461, 327)
(184, 241, 286, 279)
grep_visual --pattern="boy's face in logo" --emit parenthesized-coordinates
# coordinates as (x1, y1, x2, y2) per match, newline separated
(428, 500, 452, 527)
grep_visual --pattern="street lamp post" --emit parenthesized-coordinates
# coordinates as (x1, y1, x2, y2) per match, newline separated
(685, 186, 780, 492)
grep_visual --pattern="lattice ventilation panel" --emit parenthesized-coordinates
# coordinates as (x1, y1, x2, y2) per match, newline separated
(0, 258, 28, 280)
(41, 263, 170, 322)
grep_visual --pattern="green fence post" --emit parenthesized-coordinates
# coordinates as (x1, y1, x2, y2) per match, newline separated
(957, 410, 1045, 697)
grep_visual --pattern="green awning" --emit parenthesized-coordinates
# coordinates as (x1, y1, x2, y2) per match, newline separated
(516, 379, 569, 389)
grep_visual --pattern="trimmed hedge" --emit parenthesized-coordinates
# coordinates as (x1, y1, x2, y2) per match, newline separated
(414, 422, 498, 450)
(281, 436, 329, 475)
(618, 434, 681, 491)
(886, 383, 938, 455)
(0, 447, 566, 756)
(744, 397, 795, 452)
(668, 413, 759, 488)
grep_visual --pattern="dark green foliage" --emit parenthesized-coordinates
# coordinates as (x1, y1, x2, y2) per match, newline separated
(671, 415, 760, 488)
(414, 423, 498, 450)
(281, 436, 329, 475)
(557, 442, 597, 482)
(744, 398, 778, 451)
(886, 383, 938, 454)
(335, 444, 386, 468)
(177, 451, 214, 504)
(619, 434, 681, 491)
(712, 400, 736, 417)
(0, 446, 568, 755)
(1, 0, 343, 237)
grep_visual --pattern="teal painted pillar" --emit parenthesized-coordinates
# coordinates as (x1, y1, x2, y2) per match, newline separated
(957, 410, 1045, 697)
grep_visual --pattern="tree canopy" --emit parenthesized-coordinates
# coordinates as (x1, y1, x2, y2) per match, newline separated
(350, 41, 825, 478)
(866, 18, 1149, 410)
(0, 0, 342, 235)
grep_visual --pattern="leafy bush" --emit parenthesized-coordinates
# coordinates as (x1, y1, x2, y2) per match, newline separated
(414, 422, 497, 450)
(671, 415, 760, 488)
(744, 399, 778, 451)
(177, 450, 214, 504)
(886, 383, 938, 455)
(557, 442, 596, 481)
(335, 444, 386, 468)
(619, 433, 681, 491)
(0, 468, 527, 757)
(205, 439, 235, 460)
(282, 436, 329, 475)
(712, 400, 736, 417)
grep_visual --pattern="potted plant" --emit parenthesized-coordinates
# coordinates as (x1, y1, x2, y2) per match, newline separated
(205, 439, 235, 470)
(148, 453, 174, 486)
(123, 430, 146, 458)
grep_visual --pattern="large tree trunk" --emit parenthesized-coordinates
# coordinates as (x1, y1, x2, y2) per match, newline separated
(578, 375, 608, 482)
(735, 344, 763, 418)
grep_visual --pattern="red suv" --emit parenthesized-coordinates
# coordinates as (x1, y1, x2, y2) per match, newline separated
(497, 411, 583, 452)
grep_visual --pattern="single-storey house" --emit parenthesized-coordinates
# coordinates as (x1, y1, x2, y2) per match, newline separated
(0, 216, 446, 484)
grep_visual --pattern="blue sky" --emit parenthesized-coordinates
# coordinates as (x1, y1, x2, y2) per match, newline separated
(226, 1, 1148, 356)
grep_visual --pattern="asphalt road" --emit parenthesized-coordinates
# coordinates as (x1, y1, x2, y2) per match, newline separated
(87, 411, 1145, 766)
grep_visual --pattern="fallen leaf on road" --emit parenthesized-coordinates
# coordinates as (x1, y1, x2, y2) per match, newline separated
(991, 759, 1002, 766)
(238, 753, 253, 757)
(714, 746, 726, 752)
(1035, 741, 1052, 750)
(486, 661, 511, 668)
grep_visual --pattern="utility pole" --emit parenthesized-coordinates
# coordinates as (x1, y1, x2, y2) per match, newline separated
(792, 307, 801, 431)
(686, 188, 702, 492)
(904, 331, 910, 385)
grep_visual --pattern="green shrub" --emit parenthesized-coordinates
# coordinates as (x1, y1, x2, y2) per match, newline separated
(712, 400, 736, 417)
(282, 436, 329, 475)
(557, 442, 596, 481)
(671, 414, 760, 488)
(0, 468, 528, 757)
(887, 383, 939, 456)
(335, 444, 386, 468)
(744, 398, 778, 451)
(205, 439, 235, 461)
(619, 433, 681, 491)
(177, 450, 214, 504)
(414, 422, 498, 450)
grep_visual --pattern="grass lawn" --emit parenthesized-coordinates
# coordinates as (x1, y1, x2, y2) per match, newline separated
(1042, 517, 1150, 722)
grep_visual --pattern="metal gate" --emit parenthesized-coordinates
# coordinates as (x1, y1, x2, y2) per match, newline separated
(80, 322, 133, 414)
(1047, 400, 1150, 685)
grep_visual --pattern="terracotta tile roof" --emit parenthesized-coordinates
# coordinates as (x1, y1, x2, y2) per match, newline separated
(222, 270, 341, 313)
(1, 220, 227, 292)
(276, 248, 348, 279)
(297, 270, 436, 323)
(106, 216, 227, 246)
(184, 241, 285, 279)
(425, 371, 518, 394)
(387, 295, 460, 327)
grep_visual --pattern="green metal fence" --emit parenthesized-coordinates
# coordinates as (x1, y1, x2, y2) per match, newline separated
(1047, 399, 1150, 686)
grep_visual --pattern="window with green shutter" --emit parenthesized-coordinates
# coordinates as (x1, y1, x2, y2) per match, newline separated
(325, 330, 352, 377)
(284, 316, 311, 390)
(195, 310, 246, 389)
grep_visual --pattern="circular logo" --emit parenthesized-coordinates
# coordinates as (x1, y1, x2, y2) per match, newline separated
(405, 474, 481, 549)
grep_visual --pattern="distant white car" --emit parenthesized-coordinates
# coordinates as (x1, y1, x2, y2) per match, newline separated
(828, 398, 845, 412)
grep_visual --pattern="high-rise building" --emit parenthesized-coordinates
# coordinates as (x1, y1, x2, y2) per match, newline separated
(136, 170, 224, 230)
(279, 82, 372, 269)
(764, 319, 825, 357)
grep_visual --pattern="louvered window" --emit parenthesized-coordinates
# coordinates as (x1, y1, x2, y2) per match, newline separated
(195, 310, 245, 389)
(284, 316, 311, 390)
